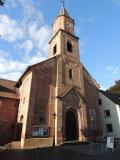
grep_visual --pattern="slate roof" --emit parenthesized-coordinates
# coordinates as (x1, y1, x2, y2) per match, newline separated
(0, 78, 19, 99)
(99, 90, 120, 105)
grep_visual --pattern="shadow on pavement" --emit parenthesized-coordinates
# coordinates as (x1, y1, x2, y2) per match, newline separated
(0, 144, 120, 160)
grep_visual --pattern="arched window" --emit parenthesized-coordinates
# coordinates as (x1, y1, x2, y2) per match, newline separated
(67, 41, 73, 52)
(53, 44, 57, 54)
(69, 69, 73, 79)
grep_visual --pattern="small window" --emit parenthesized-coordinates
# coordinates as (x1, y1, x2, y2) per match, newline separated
(53, 44, 57, 54)
(40, 117, 44, 123)
(99, 99, 102, 105)
(104, 110, 111, 118)
(39, 112, 46, 124)
(11, 124, 15, 130)
(69, 69, 73, 79)
(106, 124, 113, 132)
(67, 41, 73, 52)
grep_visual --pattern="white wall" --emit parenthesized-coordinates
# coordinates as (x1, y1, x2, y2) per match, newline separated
(99, 92, 120, 138)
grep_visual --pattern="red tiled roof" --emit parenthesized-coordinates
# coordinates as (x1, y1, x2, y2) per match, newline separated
(0, 78, 19, 99)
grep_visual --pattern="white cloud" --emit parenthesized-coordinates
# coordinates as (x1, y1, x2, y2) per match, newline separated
(0, 72, 22, 81)
(0, 14, 24, 42)
(18, 40, 33, 56)
(100, 85, 107, 91)
(18, 0, 43, 21)
(80, 16, 96, 24)
(0, 0, 51, 80)
(105, 66, 113, 71)
(105, 66, 120, 75)
(28, 25, 50, 54)
(28, 56, 45, 65)
(112, 67, 119, 75)
(0, 56, 26, 74)
(7, 1, 17, 8)
(0, 50, 10, 58)
(0, 50, 27, 80)
(17, 0, 50, 60)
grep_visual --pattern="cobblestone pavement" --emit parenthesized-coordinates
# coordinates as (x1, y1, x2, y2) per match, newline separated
(0, 144, 120, 160)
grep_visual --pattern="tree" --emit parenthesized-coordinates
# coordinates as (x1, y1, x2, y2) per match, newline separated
(0, 0, 5, 6)
(107, 80, 120, 95)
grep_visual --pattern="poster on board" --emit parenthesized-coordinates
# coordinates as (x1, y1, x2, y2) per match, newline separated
(106, 136, 114, 150)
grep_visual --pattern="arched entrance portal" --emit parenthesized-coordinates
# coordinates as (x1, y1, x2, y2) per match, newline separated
(65, 110, 78, 141)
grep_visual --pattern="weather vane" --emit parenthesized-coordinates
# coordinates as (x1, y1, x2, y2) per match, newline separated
(61, 0, 65, 7)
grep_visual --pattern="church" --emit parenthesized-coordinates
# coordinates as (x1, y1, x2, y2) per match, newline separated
(0, 5, 102, 148)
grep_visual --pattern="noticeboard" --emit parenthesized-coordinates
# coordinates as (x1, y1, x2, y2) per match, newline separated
(106, 136, 114, 149)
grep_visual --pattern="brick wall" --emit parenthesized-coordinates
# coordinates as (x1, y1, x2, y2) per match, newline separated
(0, 97, 18, 145)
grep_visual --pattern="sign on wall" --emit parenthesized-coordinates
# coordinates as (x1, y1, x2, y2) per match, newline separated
(106, 136, 114, 150)
(32, 126, 49, 137)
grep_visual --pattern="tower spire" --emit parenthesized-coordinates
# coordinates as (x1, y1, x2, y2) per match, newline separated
(59, 0, 70, 17)
(61, 0, 65, 7)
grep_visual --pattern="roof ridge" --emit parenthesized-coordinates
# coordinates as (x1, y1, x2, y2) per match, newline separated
(99, 90, 120, 96)
(99, 90, 120, 105)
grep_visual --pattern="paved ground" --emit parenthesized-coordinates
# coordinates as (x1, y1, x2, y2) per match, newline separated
(0, 143, 120, 160)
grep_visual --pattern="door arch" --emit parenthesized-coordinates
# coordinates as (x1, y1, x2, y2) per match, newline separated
(65, 109, 78, 141)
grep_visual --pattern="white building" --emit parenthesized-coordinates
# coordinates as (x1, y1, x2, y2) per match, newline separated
(99, 90, 120, 138)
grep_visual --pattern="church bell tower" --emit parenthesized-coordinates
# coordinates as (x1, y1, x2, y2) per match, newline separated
(49, 3, 80, 62)
(49, 3, 83, 92)
(48, 4, 87, 145)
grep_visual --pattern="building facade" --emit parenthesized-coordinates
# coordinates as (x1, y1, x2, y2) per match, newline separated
(99, 90, 120, 138)
(0, 5, 102, 148)
(15, 5, 102, 148)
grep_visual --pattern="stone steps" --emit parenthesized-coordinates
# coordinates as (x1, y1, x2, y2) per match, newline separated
(4, 141, 21, 149)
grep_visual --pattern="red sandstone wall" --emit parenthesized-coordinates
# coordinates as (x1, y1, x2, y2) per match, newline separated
(83, 69, 102, 141)
(25, 58, 57, 138)
(0, 97, 18, 145)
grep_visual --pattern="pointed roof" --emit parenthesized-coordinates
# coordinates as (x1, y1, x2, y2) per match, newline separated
(59, 4, 70, 18)
(57, 86, 86, 103)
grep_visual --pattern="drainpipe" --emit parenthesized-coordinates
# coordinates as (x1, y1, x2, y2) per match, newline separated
(54, 57, 59, 146)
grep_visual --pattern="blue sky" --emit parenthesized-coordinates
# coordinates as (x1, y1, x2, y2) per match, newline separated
(0, 0, 120, 90)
